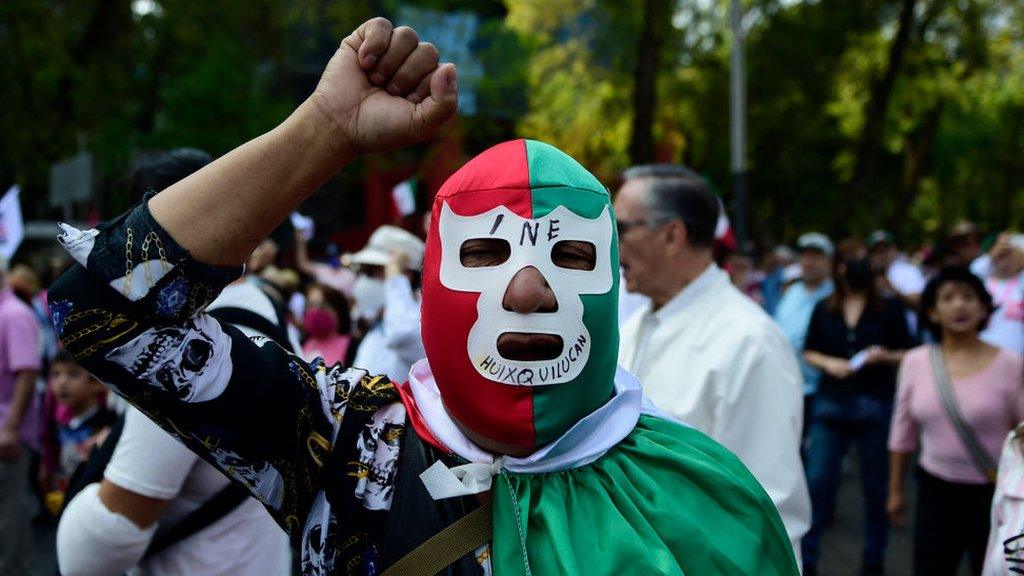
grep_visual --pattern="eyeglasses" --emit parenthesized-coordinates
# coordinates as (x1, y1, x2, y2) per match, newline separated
(616, 218, 666, 237)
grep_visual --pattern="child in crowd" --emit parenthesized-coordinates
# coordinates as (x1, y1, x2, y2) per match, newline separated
(39, 350, 116, 515)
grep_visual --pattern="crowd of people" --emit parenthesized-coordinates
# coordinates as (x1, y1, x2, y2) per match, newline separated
(611, 167, 1024, 575)
(0, 16, 1022, 576)
(718, 225, 1024, 575)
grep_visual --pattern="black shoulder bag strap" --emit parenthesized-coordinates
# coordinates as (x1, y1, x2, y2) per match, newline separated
(930, 345, 998, 482)
(61, 414, 127, 509)
(144, 483, 251, 558)
(208, 306, 293, 352)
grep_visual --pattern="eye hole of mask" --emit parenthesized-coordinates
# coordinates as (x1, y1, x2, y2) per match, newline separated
(551, 240, 596, 270)
(460, 238, 511, 268)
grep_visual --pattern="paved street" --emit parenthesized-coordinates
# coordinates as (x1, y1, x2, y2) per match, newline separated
(816, 454, 913, 576)
(815, 454, 971, 576)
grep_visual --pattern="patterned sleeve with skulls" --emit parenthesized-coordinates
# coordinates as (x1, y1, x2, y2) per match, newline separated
(47, 197, 405, 552)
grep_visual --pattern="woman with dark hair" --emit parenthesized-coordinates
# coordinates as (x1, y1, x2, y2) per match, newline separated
(888, 266, 1024, 576)
(301, 282, 353, 366)
(801, 240, 916, 576)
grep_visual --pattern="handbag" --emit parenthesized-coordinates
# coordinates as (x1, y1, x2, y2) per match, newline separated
(929, 345, 998, 482)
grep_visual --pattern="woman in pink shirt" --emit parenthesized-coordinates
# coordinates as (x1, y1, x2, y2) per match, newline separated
(888, 266, 1024, 576)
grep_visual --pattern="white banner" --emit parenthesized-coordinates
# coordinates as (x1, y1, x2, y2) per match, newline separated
(392, 180, 416, 218)
(290, 211, 315, 241)
(0, 185, 25, 261)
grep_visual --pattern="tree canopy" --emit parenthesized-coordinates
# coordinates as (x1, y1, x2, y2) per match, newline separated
(2, 0, 1021, 245)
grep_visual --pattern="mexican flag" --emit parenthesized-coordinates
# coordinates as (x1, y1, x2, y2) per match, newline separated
(0, 185, 25, 261)
(391, 179, 418, 220)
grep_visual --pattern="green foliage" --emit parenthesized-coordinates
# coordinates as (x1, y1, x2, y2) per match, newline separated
(503, 0, 1024, 245)
(0, 0, 297, 216)
(144, 36, 291, 155)
(2, 0, 1021, 243)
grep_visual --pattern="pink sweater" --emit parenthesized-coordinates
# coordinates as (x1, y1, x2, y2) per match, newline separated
(889, 345, 1024, 485)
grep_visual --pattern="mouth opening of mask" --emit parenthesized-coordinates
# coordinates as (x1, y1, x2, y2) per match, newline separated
(496, 332, 564, 361)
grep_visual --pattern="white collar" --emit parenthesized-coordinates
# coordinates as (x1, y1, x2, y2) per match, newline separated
(651, 263, 724, 323)
(407, 359, 644, 474)
(67, 405, 100, 430)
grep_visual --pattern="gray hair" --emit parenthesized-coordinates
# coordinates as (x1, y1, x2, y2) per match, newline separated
(623, 164, 719, 248)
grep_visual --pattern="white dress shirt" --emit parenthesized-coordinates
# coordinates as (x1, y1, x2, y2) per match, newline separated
(619, 264, 811, 562)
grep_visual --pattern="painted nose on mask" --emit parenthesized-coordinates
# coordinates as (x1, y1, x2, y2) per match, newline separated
(502, 266, 558, 313)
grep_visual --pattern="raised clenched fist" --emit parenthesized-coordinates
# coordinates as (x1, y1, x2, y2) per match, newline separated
(311, 17, 459, 155)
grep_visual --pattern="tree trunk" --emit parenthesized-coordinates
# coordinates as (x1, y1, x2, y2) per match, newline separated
(887, 101, 943, 233)
(887, 0, 989, 234)
(629, 0, 669, 166)
(844, 0, 917, 212)
(53, 0, 134, 135)
(999, 107, 1024, 229)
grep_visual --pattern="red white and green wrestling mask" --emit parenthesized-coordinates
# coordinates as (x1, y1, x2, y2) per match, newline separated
(421, 139, 619, 450)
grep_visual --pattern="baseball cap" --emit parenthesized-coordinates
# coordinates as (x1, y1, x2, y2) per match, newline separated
(797, 232, 834, 257)
(951, 220, 980, 238)
(772, 245, 797, 261)
(348, 225, 425, 270)
(867, 230, 894, 248)
(1009, 233, 1024, 254)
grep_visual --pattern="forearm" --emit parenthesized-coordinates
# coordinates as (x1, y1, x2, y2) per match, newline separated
(883, 349, 905, 365)
(803, 350, 838, 370)
(294, 234, 318, 276)
(99, 479, 169, 530)
(888, 450, 911, 494)
(149, 99, 351, 267)
(3, 371, 37, 432)
(381, 275, 422, 349)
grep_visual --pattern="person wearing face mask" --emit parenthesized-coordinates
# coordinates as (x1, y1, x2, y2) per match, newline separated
(887, 267, 1023, 576)
(45, 18, 798, 576)
(301, 283, 353, 366)
(349, 225, 426, 383)
(801, 239, 916, 576)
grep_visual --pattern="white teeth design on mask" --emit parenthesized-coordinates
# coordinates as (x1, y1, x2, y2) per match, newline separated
(438, 202, 613, 386)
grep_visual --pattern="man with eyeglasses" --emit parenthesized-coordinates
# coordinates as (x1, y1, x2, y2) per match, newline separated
(615, 164, 811, 564)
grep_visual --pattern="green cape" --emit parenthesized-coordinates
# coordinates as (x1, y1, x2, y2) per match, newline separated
(491, 414, 799, 575)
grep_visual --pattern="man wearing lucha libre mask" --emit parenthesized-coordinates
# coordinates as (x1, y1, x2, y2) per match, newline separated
(49, 17, 797, 576)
